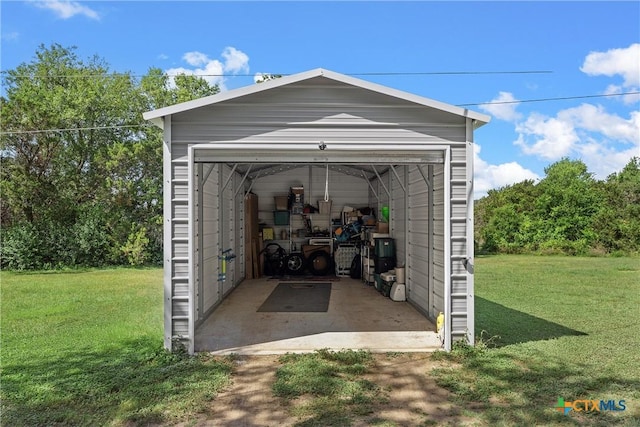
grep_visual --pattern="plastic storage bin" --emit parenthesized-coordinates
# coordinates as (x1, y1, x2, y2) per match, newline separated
(274, 210, 290, 225)
(374, 256, 395, 274)
(374, 238, 395, 258)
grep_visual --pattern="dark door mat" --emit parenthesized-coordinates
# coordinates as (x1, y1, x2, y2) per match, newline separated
(257, 282, 332, 312)
(268, 275, 341, 282)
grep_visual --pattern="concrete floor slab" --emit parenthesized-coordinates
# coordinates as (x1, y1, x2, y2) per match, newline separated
(195, 277, 441, 354)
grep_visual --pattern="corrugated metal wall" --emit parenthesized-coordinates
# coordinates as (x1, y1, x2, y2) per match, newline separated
(167, 127, 190, 347)
(432, 163, 446, 318)
(406, 165, 436, 318)
(450, 145, 470, 341)
(201, 164, 219, 317)
(390, 168, 407, 267)
(163, 77, 477, 353)
(170, 79, 467, 148)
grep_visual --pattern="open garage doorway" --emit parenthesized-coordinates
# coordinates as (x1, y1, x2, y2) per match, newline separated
(188, 146, 452, 354)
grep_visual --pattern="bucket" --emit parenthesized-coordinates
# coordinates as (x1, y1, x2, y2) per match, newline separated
(395, 267, 405, 284)
(318, 200, 332, 215)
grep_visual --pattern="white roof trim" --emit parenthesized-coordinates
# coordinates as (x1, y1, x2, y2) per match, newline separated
(143, 68, 491, 126)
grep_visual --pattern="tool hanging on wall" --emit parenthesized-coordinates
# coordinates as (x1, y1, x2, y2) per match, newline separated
(318, 163, 332, 214)
(218, 248, 236, 282)
(324, 163, 330, 202)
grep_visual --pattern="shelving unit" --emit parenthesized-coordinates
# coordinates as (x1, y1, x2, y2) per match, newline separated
(361, 243, 375, 285)
(260, 210, 333, 253)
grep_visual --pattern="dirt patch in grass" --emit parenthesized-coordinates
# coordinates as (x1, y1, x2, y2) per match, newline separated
(185, 352, 475, 426)
(361, 353, 474, 426)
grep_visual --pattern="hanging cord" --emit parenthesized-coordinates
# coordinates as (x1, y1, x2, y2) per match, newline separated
(324, 164, 330, 202)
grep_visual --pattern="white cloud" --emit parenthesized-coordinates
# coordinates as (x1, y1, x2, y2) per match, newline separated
(580, 43, 640, 87)
(513, 105, 640, 178)
(604, 84, 640, 105)
(558, 104, 640, 143)
(183, 52, 210, 67)
(474, 144, 540, 198)
(514, 113, 579, 159)
(165, 47, 250, 91)
(32, 0, 100, 20)
(221, 47, 249, 74)
(577, 138, 640, 179)
(479, 91, 522, 122)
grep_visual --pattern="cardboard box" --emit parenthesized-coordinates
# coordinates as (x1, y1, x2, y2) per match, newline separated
(302, 244, 331, 258)
(274, 195, 288, 211)
(376, 222, 389, 233)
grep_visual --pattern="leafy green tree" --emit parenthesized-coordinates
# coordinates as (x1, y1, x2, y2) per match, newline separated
(1, 44, 139, 225)
(533, 159, 602, 253)
(475, 180, 539, 253)
(1, 45, 219, 269)
(592, 157, 640, 253)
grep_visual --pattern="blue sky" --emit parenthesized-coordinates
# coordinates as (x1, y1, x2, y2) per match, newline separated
(2, 1, 639, 197)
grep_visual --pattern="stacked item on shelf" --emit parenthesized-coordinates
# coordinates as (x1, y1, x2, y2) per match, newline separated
(334, 244, 358, 277)
(290, 186, 304, 214)
(362, 247, 375, 285)
(373, 237, 395, 292)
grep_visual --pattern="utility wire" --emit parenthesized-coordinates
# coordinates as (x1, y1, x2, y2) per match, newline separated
(457, 91, 640, 107)
(1, 91, 637, 136)
(0, 124, 152, 136)
(0, 70, 553, 79)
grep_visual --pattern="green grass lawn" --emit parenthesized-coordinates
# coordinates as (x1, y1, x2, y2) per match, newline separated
(432, 255, 640, 426)
(2, 257, 639, 426)
(0, 268, 233, 426)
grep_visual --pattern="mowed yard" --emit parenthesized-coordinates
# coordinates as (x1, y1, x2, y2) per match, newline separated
(1, 255, 639, 426)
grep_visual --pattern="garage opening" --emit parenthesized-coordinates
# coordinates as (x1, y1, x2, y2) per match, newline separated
(188, 145, 453, 354)
(144, 68, 488, 355)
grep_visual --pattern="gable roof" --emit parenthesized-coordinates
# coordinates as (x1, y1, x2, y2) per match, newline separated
(143, 68, 491, 128)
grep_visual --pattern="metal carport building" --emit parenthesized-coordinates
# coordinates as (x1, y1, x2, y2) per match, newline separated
(143, 68, 490, 354)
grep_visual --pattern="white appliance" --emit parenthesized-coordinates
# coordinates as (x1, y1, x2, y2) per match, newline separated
(390, 283, 406, 301)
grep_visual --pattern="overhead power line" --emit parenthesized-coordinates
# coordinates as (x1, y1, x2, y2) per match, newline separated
(0, 124, 151, 136)
(1, 91, 637, 136)
(0, 70, 553, 79)
(457, 91, 640, 107)
(351, 71, 553, 76)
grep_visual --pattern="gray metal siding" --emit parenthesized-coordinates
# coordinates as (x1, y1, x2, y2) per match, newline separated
(432, 164, 446, 319)
(165, 155, 191, 343)
(406, 166, 431, 317)
(220, 164, 236, 296)
(450, 145, 469, 340)
(162, 77, 478, 353)
(235, 173, 246, 285)
(169, 81, 467, 157)
(202, 164, 219, 314)
(391, 167, 407, 266)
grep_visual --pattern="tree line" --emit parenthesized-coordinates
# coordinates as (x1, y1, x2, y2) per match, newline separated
(475, 157, 640, 255)
(1, 44, 218, 270)
(1, 44, 638, 270)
